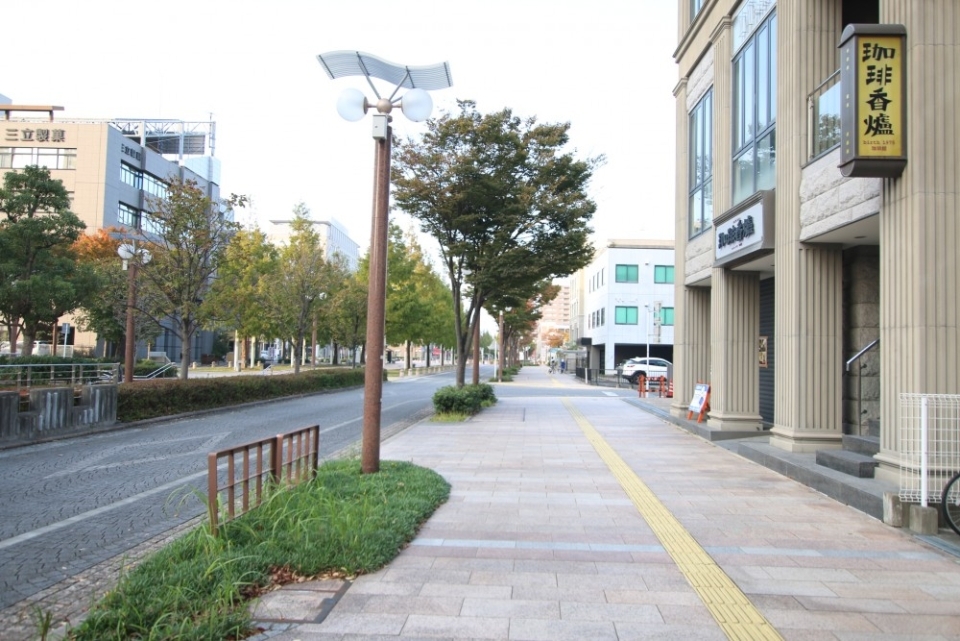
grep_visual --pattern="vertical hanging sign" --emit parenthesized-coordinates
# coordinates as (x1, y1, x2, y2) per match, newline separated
(838, 24, 907, 178)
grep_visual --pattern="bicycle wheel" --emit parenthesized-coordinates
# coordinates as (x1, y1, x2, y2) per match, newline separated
(942, 472, 960, 537)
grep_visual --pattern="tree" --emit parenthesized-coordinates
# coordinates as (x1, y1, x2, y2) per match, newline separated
(327, 267, 367, 368)
(393, 101, 599, 385)
(260, 204, 330, 374)
(0, 165, 96, 355)
(136, 178, 242, 379)
(72, 228, 159, 358)
(204, 227, 278, 369)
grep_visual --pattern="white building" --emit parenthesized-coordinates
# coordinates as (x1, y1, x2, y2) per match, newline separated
(267, 217, 360, 271)
(573, 240, 676, 372)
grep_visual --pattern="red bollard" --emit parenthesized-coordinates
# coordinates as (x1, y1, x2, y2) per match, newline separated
(638, 375, 646, 398)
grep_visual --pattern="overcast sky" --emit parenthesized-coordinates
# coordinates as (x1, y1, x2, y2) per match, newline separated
(4, 0, 678, 259)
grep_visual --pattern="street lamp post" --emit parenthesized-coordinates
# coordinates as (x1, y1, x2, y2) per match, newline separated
(318, 51, 452, 474)
(118, 242, 151, 384)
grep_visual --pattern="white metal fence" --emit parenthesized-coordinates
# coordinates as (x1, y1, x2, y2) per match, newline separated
(898, 393, 960, 505)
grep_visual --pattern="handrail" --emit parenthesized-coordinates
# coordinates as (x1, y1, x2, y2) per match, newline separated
(846, 338, 880, 434)
(135, 362, 179, 380)
(846, 338, 879, 372)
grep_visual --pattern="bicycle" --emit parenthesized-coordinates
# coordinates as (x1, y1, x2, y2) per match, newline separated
(942, 471, 960, 536)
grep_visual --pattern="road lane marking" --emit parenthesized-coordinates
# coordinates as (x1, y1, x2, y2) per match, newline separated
(562, 399, 783, 641)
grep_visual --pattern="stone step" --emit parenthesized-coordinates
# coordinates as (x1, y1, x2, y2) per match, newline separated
(843, 434, 880, 456)
(816, 449, 877, 478)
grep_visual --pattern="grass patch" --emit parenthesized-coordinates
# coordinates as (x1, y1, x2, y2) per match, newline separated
(71, 459, 450, 641)
(431, 411, 471, 422)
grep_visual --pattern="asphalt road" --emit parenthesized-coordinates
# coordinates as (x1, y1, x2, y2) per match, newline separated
(0, 368, 463, 610)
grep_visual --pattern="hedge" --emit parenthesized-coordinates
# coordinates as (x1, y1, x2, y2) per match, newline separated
(117, 367, 367, 422)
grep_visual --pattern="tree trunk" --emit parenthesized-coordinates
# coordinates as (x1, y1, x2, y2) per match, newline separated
(472, 320, 480, 385)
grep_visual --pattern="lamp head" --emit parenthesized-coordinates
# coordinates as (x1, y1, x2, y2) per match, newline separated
(401, 88, 433, 122)
(117, 243, 135, 261)
(336, 88, 369, 122)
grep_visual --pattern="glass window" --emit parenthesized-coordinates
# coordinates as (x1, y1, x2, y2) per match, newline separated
(689, 90, 713, 238)
(731, 10, 776, 206)
(691, 0, 704, 18)
(615, 306, 638, 325)
(654, 265, 674, 284)
(615, 264, 639, 283)
(660, 307, 675, 326)
(600, 308, 605, 326)
(0, 147, 77, 170)
(117, 202, 141, 229)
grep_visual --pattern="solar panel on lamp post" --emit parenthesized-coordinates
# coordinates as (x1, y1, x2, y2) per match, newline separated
(317, 51, 452, 474)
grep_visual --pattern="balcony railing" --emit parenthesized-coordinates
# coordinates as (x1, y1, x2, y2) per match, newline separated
(807, 69, 841, 161)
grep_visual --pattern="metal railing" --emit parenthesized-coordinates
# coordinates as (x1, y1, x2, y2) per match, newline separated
(898, 394, 960, 507)
(807, 69, 841, 160)
(0, 363, 119, 390)
(207, 425, 320, 535)
(846, 338, 879, 434)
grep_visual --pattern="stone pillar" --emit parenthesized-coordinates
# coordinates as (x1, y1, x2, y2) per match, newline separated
(770, 246, 844, 451)
(873, 0, 960, 481)
(770, 0, 845, 452)
(708, 269, 762, 431)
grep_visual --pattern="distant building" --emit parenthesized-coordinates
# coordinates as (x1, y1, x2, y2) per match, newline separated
(534, 284, 570, 362)
(0, 104, 222, 362)
(267, 218, 360, 270)
(570, 240, 675, 371)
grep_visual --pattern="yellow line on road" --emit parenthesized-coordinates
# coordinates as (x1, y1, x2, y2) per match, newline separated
(563, 399, 783, 641)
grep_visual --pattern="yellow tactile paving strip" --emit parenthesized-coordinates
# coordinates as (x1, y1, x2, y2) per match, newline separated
(563, 399, 784, 641)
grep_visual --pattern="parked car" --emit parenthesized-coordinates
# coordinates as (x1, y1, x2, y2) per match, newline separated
(619, 357, 671, 385)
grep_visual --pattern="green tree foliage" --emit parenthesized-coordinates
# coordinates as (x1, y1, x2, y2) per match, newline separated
(205, 227, 279, 369)
(0, 165, 97, 355)
(326, 265, 367, 367)
(72, 228, 159, 358)
(383, 225, 456, 368)
(392, 100, 599, 385)
(260, 204, 331, 374)
(136, 178, 242, 379)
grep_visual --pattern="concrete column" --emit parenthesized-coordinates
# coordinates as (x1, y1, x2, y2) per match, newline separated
(708, 269, 762, 431)
(873, 0, 960, 481)
(769, 0, 846, 452)
(770, 245, 844, 451)
(0, 391, 19, 440)
(672, 286, 712, 417)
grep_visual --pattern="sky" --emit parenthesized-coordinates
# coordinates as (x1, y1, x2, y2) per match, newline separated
(3, 0, 679, 263)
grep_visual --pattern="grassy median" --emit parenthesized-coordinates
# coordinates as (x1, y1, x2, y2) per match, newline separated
(70, 458, 450, 640)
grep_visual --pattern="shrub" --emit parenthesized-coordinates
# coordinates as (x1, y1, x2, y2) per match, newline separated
(117, 368, 366, 422)
(432, 383, 496, 415)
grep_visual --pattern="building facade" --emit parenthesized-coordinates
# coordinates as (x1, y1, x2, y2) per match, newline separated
(1, 104, 223, 362)
(267, 217, 360, 271)
(534, 284, 571, 363)
(671, 0, 959, 482)
(574, 240, 676, 372)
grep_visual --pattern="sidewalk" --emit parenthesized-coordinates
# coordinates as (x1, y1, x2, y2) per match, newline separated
(251, 366, 960, 641)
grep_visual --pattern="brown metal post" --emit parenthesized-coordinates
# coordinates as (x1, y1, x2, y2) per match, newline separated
(123, 262, 137, 384)
(362, 122, 391, 474)
(207, 452, 219, 535)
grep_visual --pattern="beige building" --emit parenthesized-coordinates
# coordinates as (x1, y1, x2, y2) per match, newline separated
(1, 104, 222, 361)
(670, 0, 959, 484)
